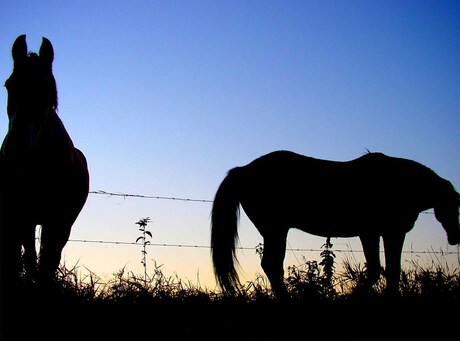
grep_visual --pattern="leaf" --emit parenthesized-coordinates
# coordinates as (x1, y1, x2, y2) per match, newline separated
(145, 231, 152, 238)
(135, 237, 143, 243)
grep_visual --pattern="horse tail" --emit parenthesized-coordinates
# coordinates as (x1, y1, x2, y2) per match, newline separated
(211, 167, 243, 294)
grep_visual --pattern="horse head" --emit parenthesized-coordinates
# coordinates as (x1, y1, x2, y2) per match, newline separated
(433, 180, 460, 245)
(2, 34, 57, 167)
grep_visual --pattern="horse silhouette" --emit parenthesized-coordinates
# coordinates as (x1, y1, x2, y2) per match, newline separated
(0, 35, 90, 289)
(211, 150, 460, 297)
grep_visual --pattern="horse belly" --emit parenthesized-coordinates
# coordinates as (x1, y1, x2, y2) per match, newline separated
(293, 207, 384, 238)
(294, 219, 359, 238)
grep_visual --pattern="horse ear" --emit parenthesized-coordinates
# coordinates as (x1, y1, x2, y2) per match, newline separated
(12, 34, 28, 66)
(39, 37, 54, 71)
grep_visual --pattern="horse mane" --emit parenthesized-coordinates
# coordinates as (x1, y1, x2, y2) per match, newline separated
(364, 151, 435, 173)
(361, 151, 457, 199)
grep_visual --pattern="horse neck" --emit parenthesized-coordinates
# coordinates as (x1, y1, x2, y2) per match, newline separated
(418, 172, 451, 212)
(39, 111, 73, 147)
(28, 111, 77, 170)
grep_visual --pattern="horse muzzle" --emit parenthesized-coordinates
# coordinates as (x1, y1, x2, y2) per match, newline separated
(447, 229, 460, 245)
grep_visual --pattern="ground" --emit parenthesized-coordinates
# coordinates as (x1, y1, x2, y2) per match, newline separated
(2, 295, 458, 340)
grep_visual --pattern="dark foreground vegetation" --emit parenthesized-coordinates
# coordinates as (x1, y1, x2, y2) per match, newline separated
(2, 254, 460, 340)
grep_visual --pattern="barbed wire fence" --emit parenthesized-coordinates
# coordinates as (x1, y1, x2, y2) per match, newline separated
(70, 189, 460, 257)
(53, 188, 460, 291)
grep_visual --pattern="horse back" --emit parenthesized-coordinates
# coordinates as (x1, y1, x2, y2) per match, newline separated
(241, 150, 431, 199)
(236, 151, 431, 236)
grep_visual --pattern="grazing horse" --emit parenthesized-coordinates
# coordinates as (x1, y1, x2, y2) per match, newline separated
(0, 35, 89, 288)
(211, 150, 460, 297)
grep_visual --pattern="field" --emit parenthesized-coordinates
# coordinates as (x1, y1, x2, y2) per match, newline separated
(2, 251, 459, 340)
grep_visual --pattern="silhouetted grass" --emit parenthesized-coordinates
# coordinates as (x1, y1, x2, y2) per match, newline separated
(5, 251, 459, 340)
(46, 250, 459, 304)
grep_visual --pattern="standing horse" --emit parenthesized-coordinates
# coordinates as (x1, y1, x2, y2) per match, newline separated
(0, 35, 89, 288)
(211, 150, 460, 297)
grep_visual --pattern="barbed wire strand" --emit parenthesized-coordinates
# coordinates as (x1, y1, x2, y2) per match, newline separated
(67, 238, 459, 255)
(90, 190, 213, 203)
(81, 189, 451, 256)
(89, 190, 435, 214)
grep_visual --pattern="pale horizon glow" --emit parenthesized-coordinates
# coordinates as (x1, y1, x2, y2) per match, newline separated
(1, 1, 459, 290)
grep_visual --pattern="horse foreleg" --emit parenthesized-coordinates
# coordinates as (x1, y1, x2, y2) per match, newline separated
(382, 232, 406, 296)
(359, 234, 382, 290)
(0, 219, 22, 289)
(260, 229, 288, 298)
(21, 223, 37, 282)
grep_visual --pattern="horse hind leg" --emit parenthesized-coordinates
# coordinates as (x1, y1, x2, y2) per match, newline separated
(259, 228, 289, 298)
(382, 232, 406, 296)
(37, 221, 73, 286)
(359, 234, 382, 291)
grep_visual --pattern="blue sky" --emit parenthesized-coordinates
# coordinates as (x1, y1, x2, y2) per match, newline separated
(1, 1, 459, 289)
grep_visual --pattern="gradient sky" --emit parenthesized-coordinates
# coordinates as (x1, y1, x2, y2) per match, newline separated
(0, 0, 459, 290)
